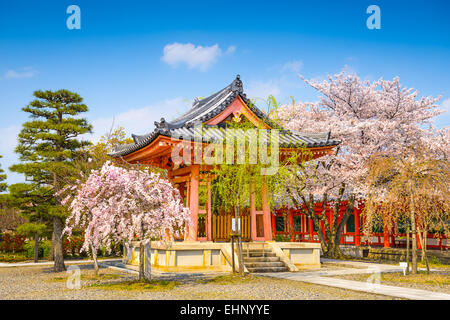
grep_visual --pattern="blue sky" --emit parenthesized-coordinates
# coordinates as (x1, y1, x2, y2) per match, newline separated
(0, 0, 449, 185)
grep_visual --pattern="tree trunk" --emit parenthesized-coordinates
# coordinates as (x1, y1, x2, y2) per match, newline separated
(231, 236, 236, 273)
(144, 241, 151, 281)
(331, 196, 355, 259)
(410, 195, 417, 274)
(53, 216, 66, 272)
(237, 235, 245, 276)
(234, 196, 245, 276)
(406, 227, 410, 274)
(91, 244, 99, 276)
(34, 232, 39, 263)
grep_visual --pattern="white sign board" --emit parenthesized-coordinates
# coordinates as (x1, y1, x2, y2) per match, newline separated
(231, 217, 241, 234)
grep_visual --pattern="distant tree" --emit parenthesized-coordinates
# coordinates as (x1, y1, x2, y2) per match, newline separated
(5, 183, 54, 262)
(16, 222, 47, 262)
(88, 126, 133, 166)
(0, 207, 27, 233)
(0, 155, 7, 193)
(364, 144, 449, 274)
(10, 89, 92, 272)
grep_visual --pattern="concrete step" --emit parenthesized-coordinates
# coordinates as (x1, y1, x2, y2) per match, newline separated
(246, 266, 290, 273)
(243, 257, 280, 263)
(245, 261, 285, 268)
(244, 252, 277, 258)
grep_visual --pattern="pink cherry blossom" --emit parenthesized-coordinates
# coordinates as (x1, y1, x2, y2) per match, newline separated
(63, 161, 191, 253)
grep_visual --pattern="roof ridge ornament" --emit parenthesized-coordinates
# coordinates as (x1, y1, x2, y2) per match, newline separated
(231, 74, 243, 94)
(154, 117, 170, 133)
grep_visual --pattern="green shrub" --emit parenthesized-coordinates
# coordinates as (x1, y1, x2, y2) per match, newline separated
(274, 234, 290, 242)
(41, 240, 52, 258)
(23, 240, 52, 259)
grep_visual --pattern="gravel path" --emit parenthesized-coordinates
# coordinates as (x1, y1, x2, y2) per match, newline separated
(0, 264, 398, 300)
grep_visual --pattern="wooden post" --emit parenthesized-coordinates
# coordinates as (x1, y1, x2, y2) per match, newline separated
(231, 236, 235, 273)
(206, 179, 212, 241)
(406, 227, 410, 274)
(188, 165, 200, 241)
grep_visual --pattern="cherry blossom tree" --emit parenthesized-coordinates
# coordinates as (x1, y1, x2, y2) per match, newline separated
(274, 71, 445, 258)
(364, 144, 449, 274)
(62, 161, 191, 280)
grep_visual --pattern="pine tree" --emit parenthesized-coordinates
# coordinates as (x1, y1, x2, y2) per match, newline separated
(6, 183, 54, 262)
(10, 90, 92, 271)
(0, 155, 7, 193)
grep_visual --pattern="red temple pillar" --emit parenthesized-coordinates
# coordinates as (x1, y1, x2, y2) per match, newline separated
(188, 165, 199, 241)
(289, 209, 294, 241)
(250, 188, 257, 241)
(354, 207, 361, 246)
(206, 179, 212, 241)
(261, 183, 272, 241)
(272, 214, 276, 239)
(383, 220, 390, 248)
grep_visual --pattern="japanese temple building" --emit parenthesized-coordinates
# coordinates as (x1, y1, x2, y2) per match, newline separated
(110, 75, 339, 244)
(110, 75, 447, 272)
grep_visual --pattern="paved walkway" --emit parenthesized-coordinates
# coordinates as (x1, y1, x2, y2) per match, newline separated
(0, 258, 122, 268)
(259, 259, 450, 300)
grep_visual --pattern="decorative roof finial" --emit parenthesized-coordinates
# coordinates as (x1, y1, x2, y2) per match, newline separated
(231, 74, 243, 93)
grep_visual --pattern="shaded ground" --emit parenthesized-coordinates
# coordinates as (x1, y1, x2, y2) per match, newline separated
(0, 264, 398, 300)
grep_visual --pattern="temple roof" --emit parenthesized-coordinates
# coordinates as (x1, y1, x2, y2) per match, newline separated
(109, 75, 340, 158)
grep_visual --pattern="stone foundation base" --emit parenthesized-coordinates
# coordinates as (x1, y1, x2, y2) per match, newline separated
(125, 241, 322, 272)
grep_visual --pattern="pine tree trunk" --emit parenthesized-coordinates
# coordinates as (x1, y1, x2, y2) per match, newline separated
(34, 233, 39, 263)
(53, 216, 66, 272)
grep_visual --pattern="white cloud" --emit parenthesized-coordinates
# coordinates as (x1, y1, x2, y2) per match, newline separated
(282, 60, 303, 73)
(161, 43, 225, 71)
(4, 67, 37, 79)
(0, 125, 23, 187)
(246, 81, 281, 100)
(442, 98, 450, 111)
(225, 45, 236, 55)
(88, 98, 188, 143)
(0, 125, 20, 157)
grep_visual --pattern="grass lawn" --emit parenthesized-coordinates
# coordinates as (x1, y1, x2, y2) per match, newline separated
(0, 252, 28, 263)
(89, 279, 181, 291)
(0, 252, 121, 263)
(51, 272, 124, 282)
(196, 273, 259, 285)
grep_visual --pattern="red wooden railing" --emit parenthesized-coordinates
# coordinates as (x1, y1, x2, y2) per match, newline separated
(272, 203, 448, 250)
